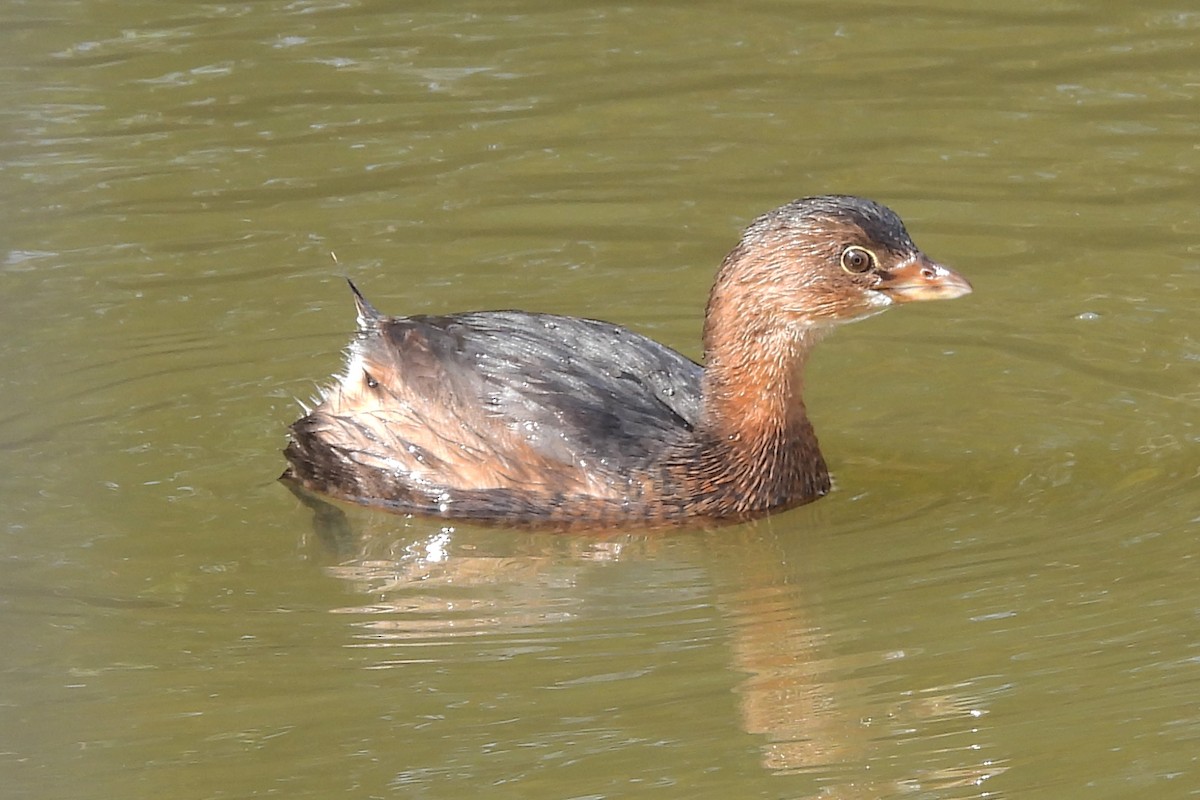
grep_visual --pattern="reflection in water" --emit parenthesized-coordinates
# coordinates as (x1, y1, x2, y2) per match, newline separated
(294, 489, 1006, 795)
(723, 582, 1007, 794)
(328, 532, 586, 665)
(292, 481, 652, 663)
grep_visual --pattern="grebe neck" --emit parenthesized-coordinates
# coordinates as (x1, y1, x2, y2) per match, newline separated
(681, 306, 830, 514)
(700, 297, 826, 440)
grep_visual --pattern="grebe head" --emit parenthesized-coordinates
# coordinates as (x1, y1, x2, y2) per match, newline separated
(706, 195, 972, 341)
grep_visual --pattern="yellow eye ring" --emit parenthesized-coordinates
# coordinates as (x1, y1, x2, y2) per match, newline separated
(840, 246, 878, 274)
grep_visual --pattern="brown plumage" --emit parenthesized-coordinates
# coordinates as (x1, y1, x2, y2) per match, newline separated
(282, 195, 971, 528)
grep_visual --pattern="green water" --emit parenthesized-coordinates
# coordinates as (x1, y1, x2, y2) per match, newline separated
(2, 1, 1196, 798)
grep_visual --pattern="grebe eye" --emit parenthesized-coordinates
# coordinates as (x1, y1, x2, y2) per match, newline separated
(840, 246, 877, 274)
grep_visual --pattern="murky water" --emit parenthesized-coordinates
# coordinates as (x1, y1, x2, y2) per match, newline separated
(2, 1, 1197, 798)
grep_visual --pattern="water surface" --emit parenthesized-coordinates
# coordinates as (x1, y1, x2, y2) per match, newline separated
(2, 1, 1197, 798)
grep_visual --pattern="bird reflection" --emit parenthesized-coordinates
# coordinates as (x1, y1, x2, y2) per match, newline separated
(289, 487, 1005, 793)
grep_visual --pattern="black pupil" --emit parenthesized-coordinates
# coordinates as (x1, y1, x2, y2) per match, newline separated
(849, 250, 867, 269)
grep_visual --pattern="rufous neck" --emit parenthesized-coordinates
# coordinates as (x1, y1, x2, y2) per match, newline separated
(699, 311, 823, 443)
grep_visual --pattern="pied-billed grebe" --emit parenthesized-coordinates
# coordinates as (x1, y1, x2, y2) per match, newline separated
(282, 195, 971, 528)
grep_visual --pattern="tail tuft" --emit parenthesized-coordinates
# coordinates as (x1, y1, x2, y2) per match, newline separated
(347, 279, 384, 330)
